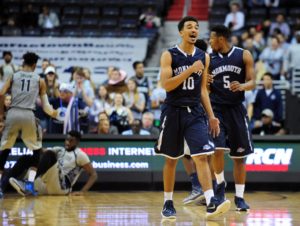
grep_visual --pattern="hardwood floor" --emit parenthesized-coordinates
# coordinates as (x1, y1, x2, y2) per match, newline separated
(0, 191, 299, 225)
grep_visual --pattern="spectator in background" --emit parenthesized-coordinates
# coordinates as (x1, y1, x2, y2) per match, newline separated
(38, 5, 60, 29)
(284, 31, 300, 78)
(39, 59, 50, 78)
(83, 68, 96, 91)
(259, 36, 284, 80)
(36, 65, 60, 132)
(122, 119, 150, 135)
(151, 80, 166, 127)
(253, 72, 283, 124)
(139, 7, 161, 29)
(264, 0, 280, 8)
(22, 4, 38, 28)
(276, 33, 289, 54)
(3, 94, 11, 119)
(89, 85, 112, 133)
(224, 1, 245, 33)
(72, 68, 95, 108)
(123, 78, 146, 120)
(130, 61, 152, 107)
(269, 14, 290, 39)
(0, 51, 18, 83)
(252, 109, 285, 135)
(105, 68, 128, 99)
(107, 93, 133, 134)
(44, 66, 60, 99)
(244, 37, 260, 62)
(97, 112, 118, 135)
(253, 31, 266, 52)
(101, 66, 114, 86)
(231, 35, 242, 47)
(1, 16, 21, 36)
(142, 112, 159, 137)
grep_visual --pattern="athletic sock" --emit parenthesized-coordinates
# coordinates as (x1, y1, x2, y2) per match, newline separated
(28, 170, 37, 183)
(204, 189, 214, 206)
(214, 171, 225, 184)
(235, 184, 245, 198)
(164, 192, 173, 203)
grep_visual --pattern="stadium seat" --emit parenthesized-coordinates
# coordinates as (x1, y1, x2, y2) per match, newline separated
(121, 7, 140, 18)
(80, 17, 99, 27)
(246, 18, 263, 27)
(61, 17, 80, 27)
(100, 29, 120, 37)
(63, 5, 81, 15)
(22, 28, 42, 36)
(99, 18, 118, 28)
(120, 29, 138, 37)
(102, 7, 120, 17)
(82, 7, 100, 16)
(4, 5, 21, 14)
(43, 29, 61, 37)
(119, 19, 138, 29)
(1, 27, 22, 36)
(82, 28, 101, 37)
(289, 8, 300, 17)
(248, 8, 266, 18)
(62, 28, 82, 37)
(269, 8, 287, 20)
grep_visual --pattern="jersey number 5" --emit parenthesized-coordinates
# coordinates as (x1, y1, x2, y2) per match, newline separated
(183, 77, 194, 90)
(223, 75, 230, 89)
(21, 79, 31, 92)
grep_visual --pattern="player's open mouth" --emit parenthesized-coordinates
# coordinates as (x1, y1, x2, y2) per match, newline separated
(189, 34, 197, 41)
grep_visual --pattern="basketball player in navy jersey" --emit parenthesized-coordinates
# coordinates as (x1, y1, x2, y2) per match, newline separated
(155, 16, 231, 220)
(209, 25, 255, 211)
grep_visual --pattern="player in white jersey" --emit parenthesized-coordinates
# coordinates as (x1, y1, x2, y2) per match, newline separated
(9, 130, 97, 196)
(0, 52, 58, 198)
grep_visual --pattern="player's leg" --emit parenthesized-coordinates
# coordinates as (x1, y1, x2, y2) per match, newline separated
(0, 110, 20, 198)
(182, 155, 204, 205)
(184, 106, 230, 219)
(155, 106, 183, 219)
(225, 104, 253, 212)
(20, 113, 43, 195)
(161, 157, 178, 219)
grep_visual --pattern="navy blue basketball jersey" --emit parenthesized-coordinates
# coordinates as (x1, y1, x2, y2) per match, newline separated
(164, 45, 206, 106)
(209, 46, 246, 105)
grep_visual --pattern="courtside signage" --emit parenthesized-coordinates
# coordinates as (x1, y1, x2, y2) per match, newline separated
(246, 148, 293, 172)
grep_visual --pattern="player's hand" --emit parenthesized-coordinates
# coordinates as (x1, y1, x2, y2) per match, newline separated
(208, 117, 220, 138)
(191, 60, 204, 73)
(230, 81, 244, 92)
(70, 191, 84, 196)
(207, 74, 214, 84)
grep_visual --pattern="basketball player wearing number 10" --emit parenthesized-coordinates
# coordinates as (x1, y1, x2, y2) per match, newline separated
(209, 25, 256, 211)
(155, 16, 231, 220)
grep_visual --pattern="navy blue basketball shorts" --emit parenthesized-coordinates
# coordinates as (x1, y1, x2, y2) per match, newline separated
(212, 103, 254, 158)
(155, 104, 215, 159)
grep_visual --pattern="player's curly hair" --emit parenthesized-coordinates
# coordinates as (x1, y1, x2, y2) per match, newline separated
(23, 52, 40, 66)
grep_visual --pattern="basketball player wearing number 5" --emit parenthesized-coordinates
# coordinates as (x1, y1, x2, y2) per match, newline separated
(209, 25, 256, 211)
(0, 52, 58, 198)
(155, 16, 231, 220)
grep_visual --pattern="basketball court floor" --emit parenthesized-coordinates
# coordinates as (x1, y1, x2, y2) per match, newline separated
(0, 191, 299, 225)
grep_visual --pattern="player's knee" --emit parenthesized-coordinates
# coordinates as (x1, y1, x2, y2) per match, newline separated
(165, 158, 177, 168)
(192, 154, 208, 163)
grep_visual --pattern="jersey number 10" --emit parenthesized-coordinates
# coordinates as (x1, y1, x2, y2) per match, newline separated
(182, 77, 194, 90)
(21, 79, 31, 92)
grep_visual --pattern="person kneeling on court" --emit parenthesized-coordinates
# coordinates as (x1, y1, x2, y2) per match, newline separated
(9, 131, 97, 196)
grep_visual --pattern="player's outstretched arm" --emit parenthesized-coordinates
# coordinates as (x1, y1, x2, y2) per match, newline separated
(39, 78, 58, 118)
(201, 54, 220, 138)
(160, 51, 203, 92)
(230, 50, 256, 92)
(71, 162, 97, 195)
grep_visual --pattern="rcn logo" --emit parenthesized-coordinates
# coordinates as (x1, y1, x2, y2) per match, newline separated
(245, 148, 293, 172)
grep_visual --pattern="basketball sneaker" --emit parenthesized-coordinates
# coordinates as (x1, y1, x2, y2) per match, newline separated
(215, 181, 226, 202)
(9, 178, 37, 196)
(234, 196, 250, 212)
(183, 188, 204, 205)
(161, 200, 176, 219)
(206, 196, 231, 219)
